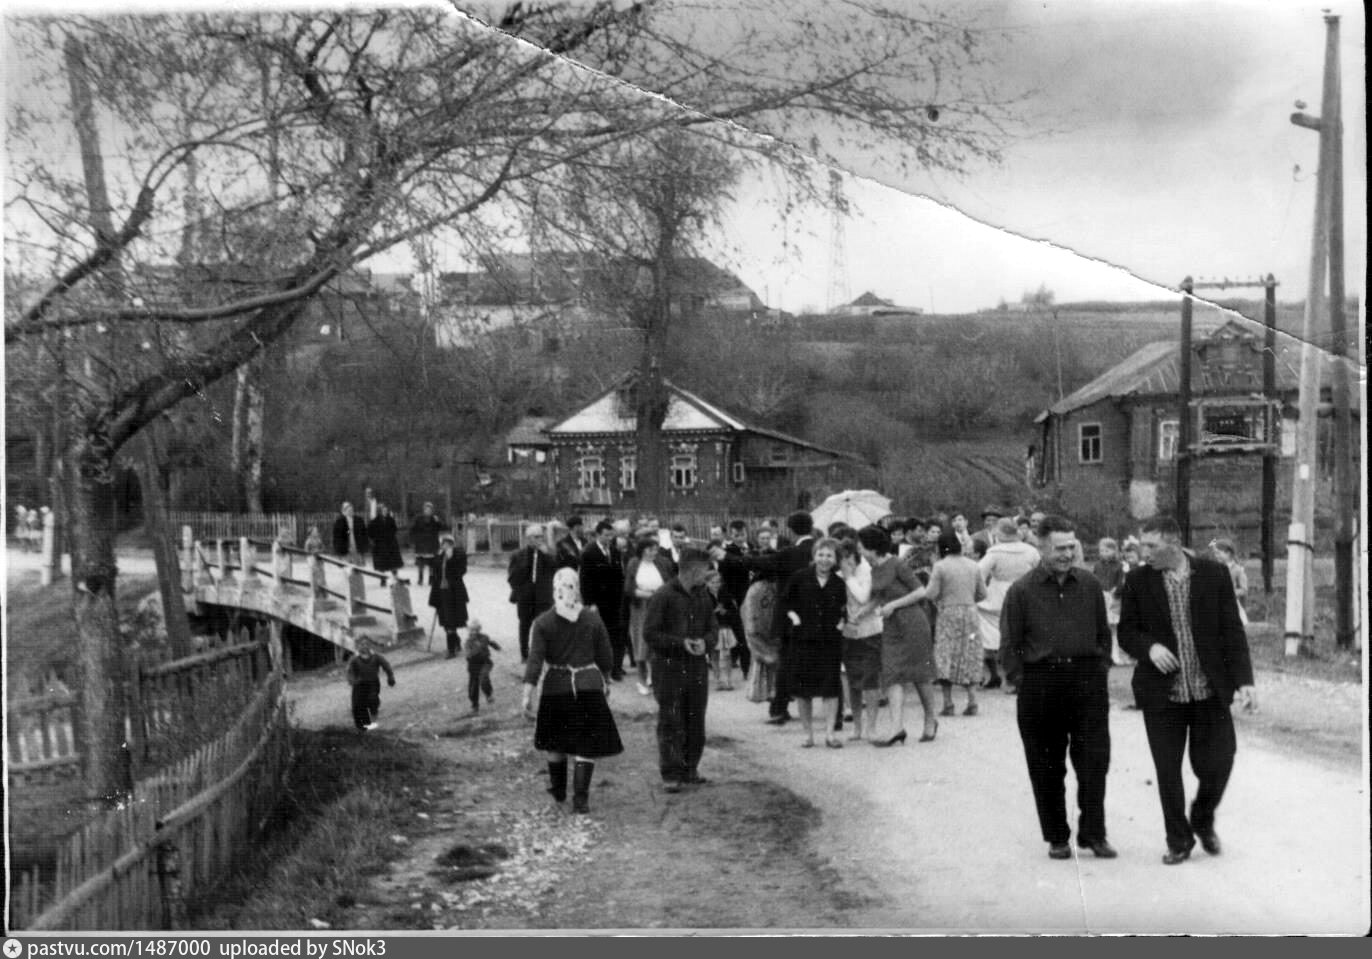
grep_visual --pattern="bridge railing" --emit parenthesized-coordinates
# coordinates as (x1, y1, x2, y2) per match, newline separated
(188, 537, 420, 645)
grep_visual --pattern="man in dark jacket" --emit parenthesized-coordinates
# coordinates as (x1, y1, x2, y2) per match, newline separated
(1000, 514, 1116, 861)
(580, 519, 627, 680)
(409, 501, 448, 585)
(643, 549, 717, 793)
(555, 515, 588, 570)
(331, 501, 369, 564)
(1119, 516, 1256, 865)
(507, 523, 555, 662)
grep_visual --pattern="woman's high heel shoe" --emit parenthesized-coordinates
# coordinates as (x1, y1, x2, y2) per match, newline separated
(919, 720, 938, 743)
(874, 730, 907, 748)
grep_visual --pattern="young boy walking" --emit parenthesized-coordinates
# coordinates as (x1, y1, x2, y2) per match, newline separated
(346, 639, 396, 731)
(463, 619, 501, 712)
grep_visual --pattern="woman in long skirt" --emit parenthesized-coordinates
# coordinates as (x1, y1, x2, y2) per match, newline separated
(521, 568, 623, 814)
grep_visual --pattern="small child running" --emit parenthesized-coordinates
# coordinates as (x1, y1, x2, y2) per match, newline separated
(346, 639, 396, 731)
(463, 619, 501, 712)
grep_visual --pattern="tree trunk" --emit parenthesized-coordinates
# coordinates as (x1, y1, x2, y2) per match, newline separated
(67, 437, 133, 804)
(138, 429, 193, 657)
(634, 220, 679, 516)
(243, 361, 265, 512)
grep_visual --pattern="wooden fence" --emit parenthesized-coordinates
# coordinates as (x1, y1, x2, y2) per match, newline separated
(170, 510, 772, 557)
(9, 670, 290, 930)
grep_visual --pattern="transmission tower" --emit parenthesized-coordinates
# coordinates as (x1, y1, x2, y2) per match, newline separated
(825, 169, 851, 313)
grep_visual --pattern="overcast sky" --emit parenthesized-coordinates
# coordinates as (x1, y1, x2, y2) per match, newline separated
(712, 0, 1367, 314)
(4, 0, 1365, 318)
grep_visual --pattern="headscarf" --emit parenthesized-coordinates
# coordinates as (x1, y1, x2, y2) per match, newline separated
(553, 566, 584, 622)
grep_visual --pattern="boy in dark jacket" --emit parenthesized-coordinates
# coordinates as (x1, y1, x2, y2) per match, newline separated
(346, 639, 396, 731)
(463, 619, 501, 712)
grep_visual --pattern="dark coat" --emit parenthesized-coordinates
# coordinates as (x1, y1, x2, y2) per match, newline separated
(718, 542, 753, 607)
(579, 540, 624, 628)
(369, 514, 403, 573)
(331, 513, 370, 557)
(1117, 556, 1254, 712)
(744, 535, 816, 639)
(507, 545, 555, 612)
(409, 513, 448, 556)
(555, 533, 588, 570)
(429, 548, 470, 629)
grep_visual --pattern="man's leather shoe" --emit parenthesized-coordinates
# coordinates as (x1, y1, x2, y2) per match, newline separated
(764, 715, 791, 726)
(684, 772, 710, 785)
(1048, 842, 1072, 860)
(662, 781, 683, 794)
(1195, 828, 1221, 855)
(1078, 839, 1118, 859)
(1162, 845, 1193, 865)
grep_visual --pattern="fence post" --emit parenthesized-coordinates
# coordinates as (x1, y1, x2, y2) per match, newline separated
(40, 508, 59, 585)
(216, 540, 230, 583)
(239, 537, 258, 582)
(307, 555, 330, 621)
(179, 526, 195, 593)
(155, 830, 187, 930)
(348, 567, 367, 619)
(270, 542, 283, 591)
(486, 517, 495, 554)
(193, 541, 214, 589)
(390, 575, 418, 643)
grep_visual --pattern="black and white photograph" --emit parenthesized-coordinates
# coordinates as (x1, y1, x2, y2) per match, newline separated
(3, 0, 1366, 937)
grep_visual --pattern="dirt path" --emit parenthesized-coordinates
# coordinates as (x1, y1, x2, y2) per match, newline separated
(285, 564, 1368, 934)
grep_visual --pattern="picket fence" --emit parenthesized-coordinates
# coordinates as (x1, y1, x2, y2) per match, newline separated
(169, 510, 771, 556)
(8, 636, 288, 931)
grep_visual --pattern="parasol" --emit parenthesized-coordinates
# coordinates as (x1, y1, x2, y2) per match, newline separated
(809, 489, 893, 533)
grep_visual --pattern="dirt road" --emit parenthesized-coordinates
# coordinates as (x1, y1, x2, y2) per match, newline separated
(287, 563, 1367, 934)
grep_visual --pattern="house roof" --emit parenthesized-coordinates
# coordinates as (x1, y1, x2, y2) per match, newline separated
(505, 416, 556, 447)
(1035, 319, 1362, 422)
(545, 376, 858, 461)
(850, 291, 894, 307)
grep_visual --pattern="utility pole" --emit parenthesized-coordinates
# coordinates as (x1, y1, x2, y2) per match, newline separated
(1177, 277, 1194, 546)
(1319, 15, 1356, 650)
(1261, 275, 1278, 595)
(1285, 14, 1339, 656)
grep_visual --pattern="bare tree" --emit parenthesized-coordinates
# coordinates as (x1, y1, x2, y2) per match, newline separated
(5, 3, 1016, 799)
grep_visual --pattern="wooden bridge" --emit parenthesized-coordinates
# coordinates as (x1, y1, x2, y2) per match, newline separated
(183, 537, 426, 655)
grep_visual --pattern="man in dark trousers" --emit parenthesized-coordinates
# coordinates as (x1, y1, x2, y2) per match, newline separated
(643, 548, 717, 793)
(331, 501, 370, 564)
(1118, 515, 1256, 865)
(580, 519, 628, 680)
(507, 523, 555, 662)
(1000, 514, 1116, 861)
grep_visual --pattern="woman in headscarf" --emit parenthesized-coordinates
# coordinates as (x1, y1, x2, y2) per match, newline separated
(739, 528, 782, 706)
(521, 567, 623, 814)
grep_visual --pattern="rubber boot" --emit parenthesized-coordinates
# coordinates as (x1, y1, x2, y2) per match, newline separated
(546, 760, 568, 803)
(571, 760, 594, 814)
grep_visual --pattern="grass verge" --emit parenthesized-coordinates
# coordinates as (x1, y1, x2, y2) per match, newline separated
(189, 726, 442, 930)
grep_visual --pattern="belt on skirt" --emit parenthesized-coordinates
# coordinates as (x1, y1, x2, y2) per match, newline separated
(545, 662, 603, 697)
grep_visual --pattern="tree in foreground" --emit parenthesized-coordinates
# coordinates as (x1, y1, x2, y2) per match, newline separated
(4, 2, 1017, 800)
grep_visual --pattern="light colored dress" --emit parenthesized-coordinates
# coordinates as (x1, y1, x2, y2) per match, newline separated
(977, 540, 1040, 651)
(626, 556, 666, 664)
(926, 555, 987, 686)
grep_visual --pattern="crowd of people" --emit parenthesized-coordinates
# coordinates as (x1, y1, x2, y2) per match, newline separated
(336, 493, 1258, 864)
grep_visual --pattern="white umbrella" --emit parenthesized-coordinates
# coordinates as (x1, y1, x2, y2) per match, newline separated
(810, 489, 892, 533)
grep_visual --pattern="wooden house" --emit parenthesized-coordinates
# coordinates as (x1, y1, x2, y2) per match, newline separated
(1033, 318, 1359, 526)
(541, 377, 866, 512)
